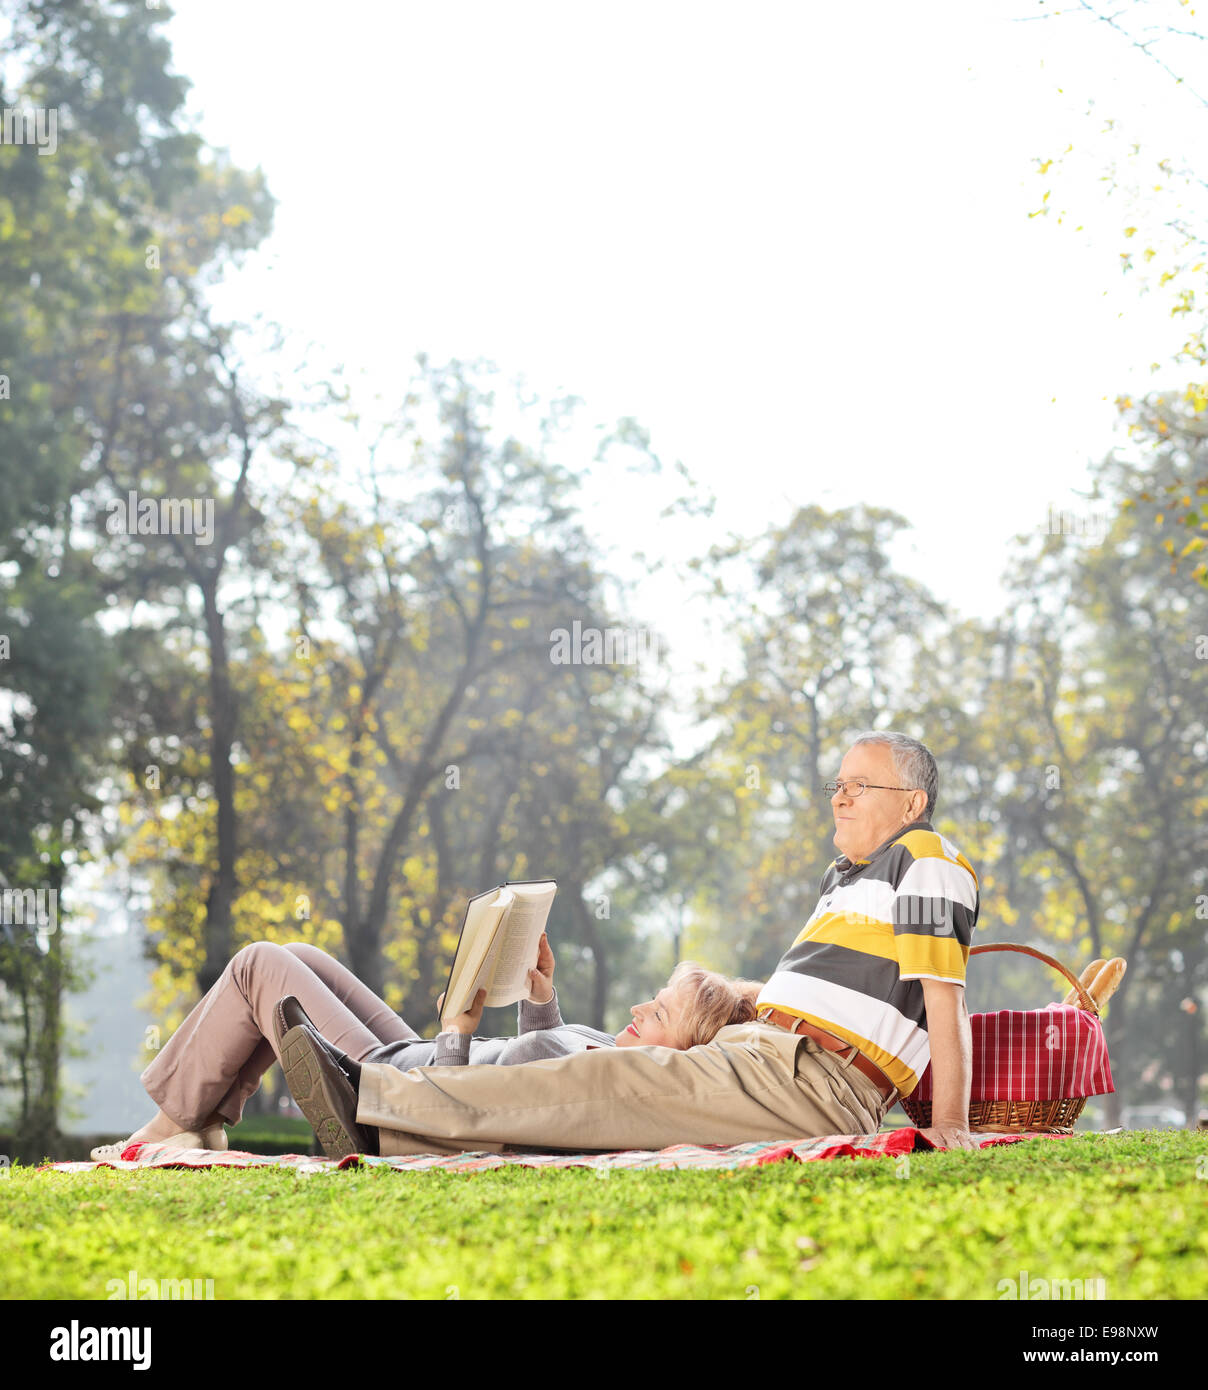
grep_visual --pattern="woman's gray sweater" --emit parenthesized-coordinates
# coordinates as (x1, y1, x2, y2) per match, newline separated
(362, 989, 615, 1071)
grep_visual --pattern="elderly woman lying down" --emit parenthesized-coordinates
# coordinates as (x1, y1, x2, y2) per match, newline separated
(92, 932, 761, 1160)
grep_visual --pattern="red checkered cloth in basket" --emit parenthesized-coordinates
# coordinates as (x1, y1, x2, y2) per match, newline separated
(910, 1004, 1114, 1103)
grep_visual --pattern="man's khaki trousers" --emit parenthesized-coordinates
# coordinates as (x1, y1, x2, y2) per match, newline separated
(357, 1021, 898, 1156)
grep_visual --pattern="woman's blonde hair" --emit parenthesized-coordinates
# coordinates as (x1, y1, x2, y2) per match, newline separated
(666, 961, 764, 1048)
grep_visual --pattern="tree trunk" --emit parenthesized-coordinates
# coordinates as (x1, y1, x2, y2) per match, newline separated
(24, 870, 65, 1161)
(1103, 993, 1125, 1129)
(476, 786, 513, 891)
(405, 793, 454, 1033)
(570, 888, 608, 1030)
(199, 576, 237, 994)
(1183, 1004, 1201, 1128)
(353, 663, 480, 996)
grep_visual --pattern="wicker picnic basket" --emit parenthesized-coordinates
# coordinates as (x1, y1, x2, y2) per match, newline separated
(899, 943, 1105, 1134)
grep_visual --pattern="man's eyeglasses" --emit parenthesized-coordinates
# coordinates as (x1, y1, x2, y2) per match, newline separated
(824, 779, 916, 798)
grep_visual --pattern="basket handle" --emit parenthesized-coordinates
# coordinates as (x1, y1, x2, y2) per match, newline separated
(969, 943, 1100, 1017)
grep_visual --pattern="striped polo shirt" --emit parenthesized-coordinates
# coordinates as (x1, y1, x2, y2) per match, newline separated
(756, 819, 979, 1097)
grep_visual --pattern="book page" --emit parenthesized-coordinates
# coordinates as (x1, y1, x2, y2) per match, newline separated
(482, 881, 557, 1006)
(442, 887, 512, 1020)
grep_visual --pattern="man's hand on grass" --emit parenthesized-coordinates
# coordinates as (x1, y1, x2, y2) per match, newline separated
(527, 931, 555, 1005)
(919, 1122, 980, 1151)
(436, 988, 487, 1036)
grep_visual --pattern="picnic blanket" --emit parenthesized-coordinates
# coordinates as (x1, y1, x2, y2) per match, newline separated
(40, 1127, 1072, 1175)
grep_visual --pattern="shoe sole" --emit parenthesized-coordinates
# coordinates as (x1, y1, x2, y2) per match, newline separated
(279, 1024, 362, 1161)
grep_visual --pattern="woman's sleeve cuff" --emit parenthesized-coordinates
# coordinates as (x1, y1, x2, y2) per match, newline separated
(518, 989, 563, 1031)
(433, 1031, 472, 1065)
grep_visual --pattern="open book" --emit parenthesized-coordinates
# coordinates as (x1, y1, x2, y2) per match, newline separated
(439, 879, 557, 1027)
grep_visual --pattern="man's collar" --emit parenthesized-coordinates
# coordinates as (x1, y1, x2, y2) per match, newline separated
(834, 818, 933, 873)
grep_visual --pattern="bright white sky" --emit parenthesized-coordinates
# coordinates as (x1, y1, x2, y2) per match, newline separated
(162, 0, 1208, 651)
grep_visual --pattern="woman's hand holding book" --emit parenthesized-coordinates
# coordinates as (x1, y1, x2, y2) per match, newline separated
(527, 932, 555, 1005)
(437, 932, 554, 1033)
(435, 988, 488, 1035)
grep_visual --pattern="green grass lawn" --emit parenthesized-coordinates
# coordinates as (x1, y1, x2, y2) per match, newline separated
(3, 1131, 1204, 1300)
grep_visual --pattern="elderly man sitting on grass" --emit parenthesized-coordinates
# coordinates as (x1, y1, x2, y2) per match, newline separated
(279, 731, 981, 1156)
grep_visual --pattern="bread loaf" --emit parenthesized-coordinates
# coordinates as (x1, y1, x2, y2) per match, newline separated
(1063, 958, 1105, 1008)
(1088, 957, 1126, 1009)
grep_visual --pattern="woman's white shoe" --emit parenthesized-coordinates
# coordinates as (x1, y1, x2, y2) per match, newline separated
(89, 1124, 227, 1162)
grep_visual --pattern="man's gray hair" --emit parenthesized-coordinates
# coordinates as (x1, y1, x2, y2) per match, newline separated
(849, 731, 938, 820)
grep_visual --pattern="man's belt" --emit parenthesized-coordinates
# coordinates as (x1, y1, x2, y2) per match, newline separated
(757, 1007, 895, 1101)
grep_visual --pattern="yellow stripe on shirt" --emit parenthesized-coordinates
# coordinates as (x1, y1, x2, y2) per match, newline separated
(896, 933, 969, 981)
(894, 829, 979, 886)
(792, 911, 899, 964)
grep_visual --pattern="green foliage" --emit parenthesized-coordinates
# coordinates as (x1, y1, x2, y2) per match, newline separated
(1114, 391, 1208, 588)
(639, 504, 947, 982)
(0, 0, 275, 1131)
